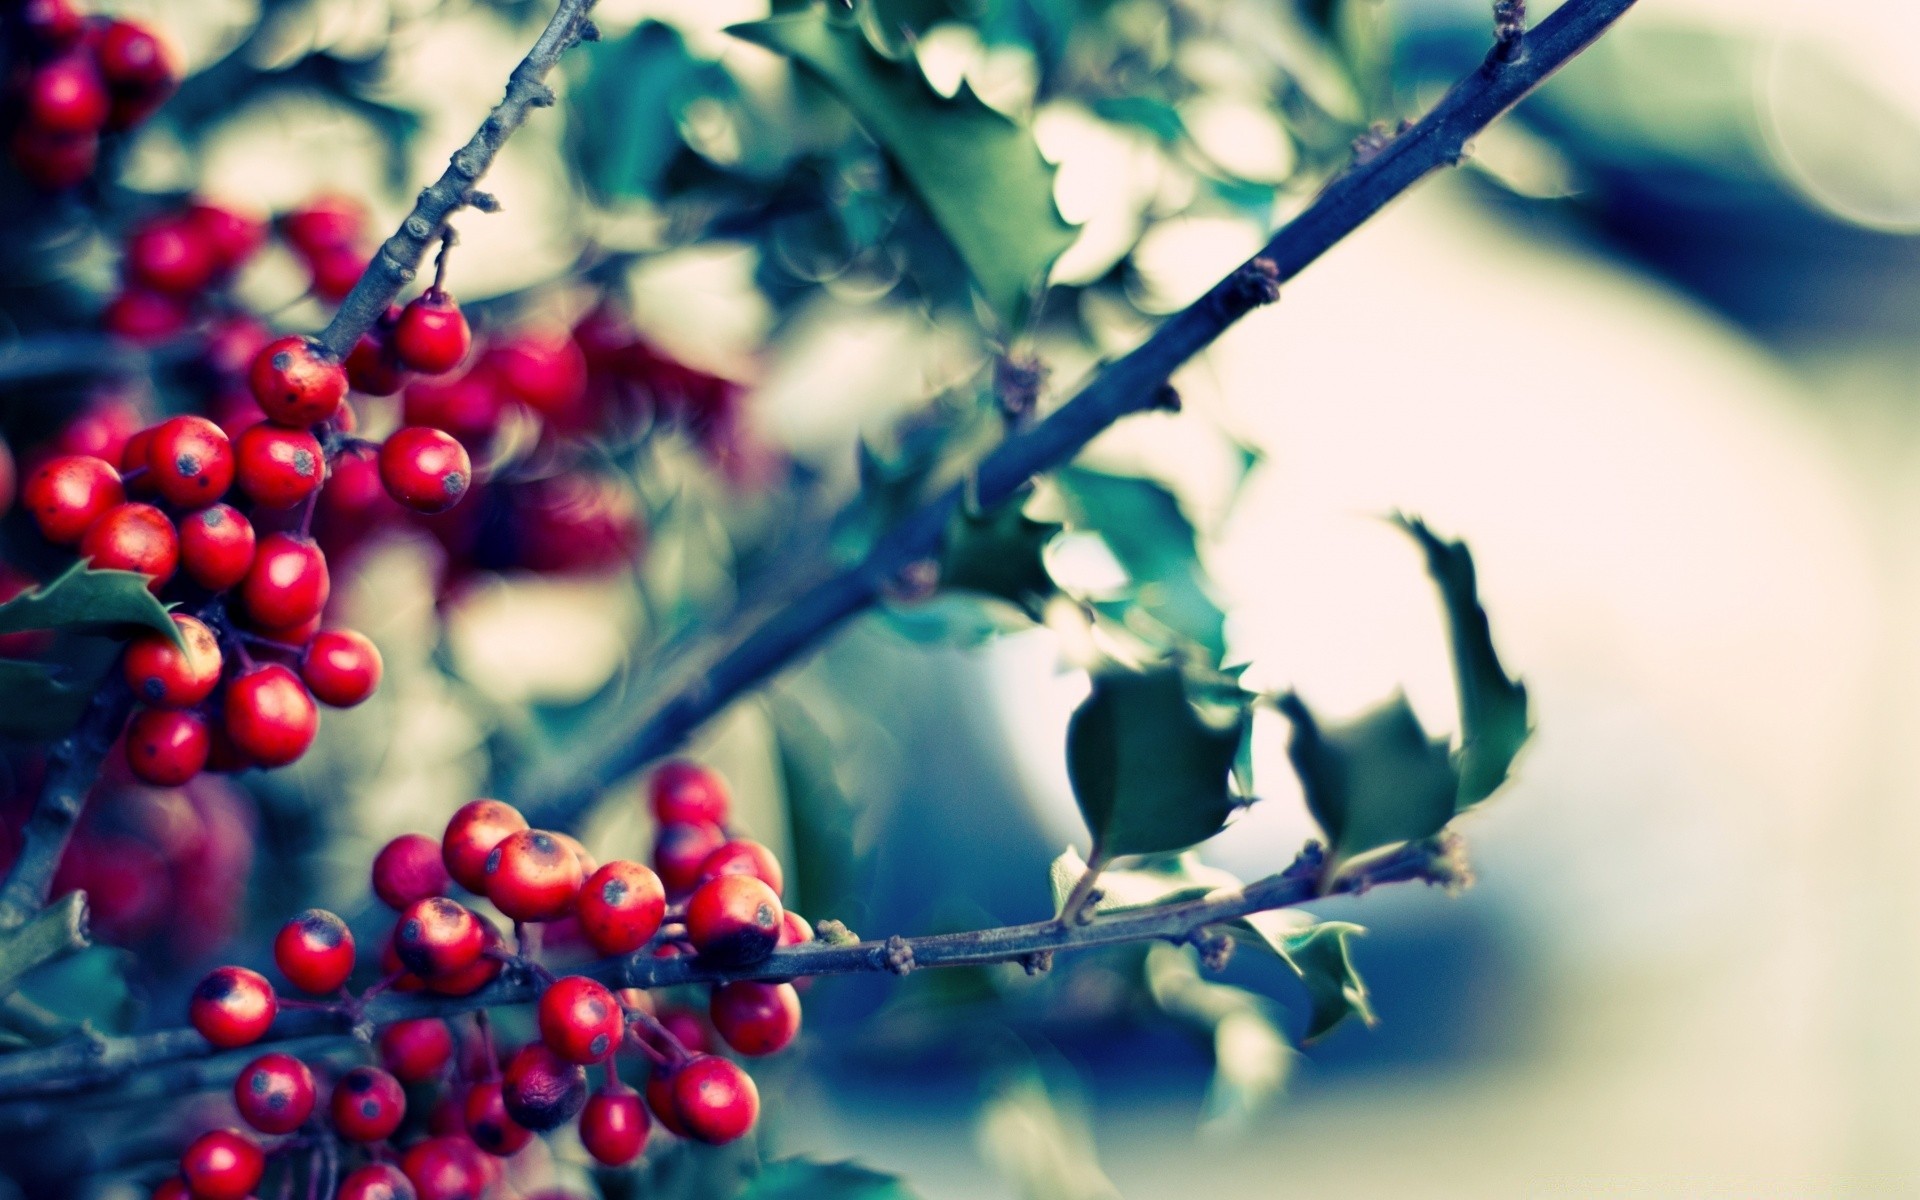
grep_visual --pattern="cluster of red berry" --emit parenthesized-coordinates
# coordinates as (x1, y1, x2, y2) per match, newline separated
(7, 0, 175, 188)
(177, 764, 802, 1197)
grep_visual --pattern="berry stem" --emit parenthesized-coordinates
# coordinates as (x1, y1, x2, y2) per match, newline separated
(619, 1015, 676, 1069)
(473, 1009, 499, 1080)
(430, 228, 456, 294)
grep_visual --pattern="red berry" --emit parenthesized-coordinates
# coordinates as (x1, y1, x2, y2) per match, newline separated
(462, 1080, 532, 1156)
(223, 663, 318, 767)
(233, 1052, 315, 1135)
(125, 707, 210, 785)
(575, 860, 666, 956)
(25, 454, 123, 543)
(710, 981, 801, 1056)
(301, 628, 381, 707)
(234, 422, 323, 508)
(486, 332, 586, 419)
(500, 1043, 587, 1132)
(153, 1178, 189, 1200)
(122, 614, 221, 707)
(697, 839, 784, 896)
(126, 218, 216, 296)
(203, 317, 274, 381)
(188, 966, 276, 1048)
(537, 976, 624, 1064)
(372, 833, 449, 909)
(144, 416, 233, 507)
(10, 124, 95, 189)
(379, 426, 470, 514)
(392, 897, 484, 979)
(248, 336, 346, 427)
(81, 503, 178, 590)
(649, 760, 730, 825)
(308, 243, 368, 302)
(62, 398, 148, 465)
(347, 312, 407, 396)
(102, 288, 188, 341)
(178, 503, 256, 590)
(579, 1086, 649, 1165)
(249, 610, 322, 647)
(338, 1164, 416, 1200)
(778, 910, 814, 947)
(26, 55, 107, 135)
(241, 533, 329, 630)
(651, 1007, 712, 1056)
(393, 291, 471, 375)
(685, 874, 782, 966)
(424, 919, 503, 996)
(403, 370, 502, 447)
(22, 0, 84, 48)
(185, 203, 266, 274)
(379, 1017, 454, 1082)
(645, 1072, 688, 1137)
(274, 907, 355, 993)
(400, 1137, 487, 1200)
(282, 196, 365, 257)
(482, 828, 584, 923)
(331, 1065, 406, 1142)
(94, 20, 176, 99)
(652, 820, 725, 897)
(670, 1055, 759, 1145)
(178, 1129, 263, 1200)
(441, 799, 527, 893)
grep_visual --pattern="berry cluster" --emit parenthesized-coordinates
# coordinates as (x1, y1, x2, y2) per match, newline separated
(7, 0, 175, 188)
(179, 764, 804, 1194)
(102, 199, 266, 345)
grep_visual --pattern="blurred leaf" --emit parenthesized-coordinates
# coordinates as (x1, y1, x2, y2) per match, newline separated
(1047, 845, 1239, 913)
(1144, 944, 1293, 1131)
(0, 660, 92, 738)
(1056, 469, 1226, 665)
(17, 946, 136, 1036)
(880, 593, 1033, 646)
(977, 1068, 1121, 1200)
(729, 11, 1075, 329)
(571, 21, 705, 201)
(1277, 691, 1456, 865)
(0, 562, 180, 644)
(741, 1159, 919, 1200)
(1067, 666, 1245, 859)
(1394, 515, 1530, 808)
(939, 497, 1060, 617)
(855, 0, 974, 60)
(1278, 920, 1375, 1041)
(769, 696, 867, 923)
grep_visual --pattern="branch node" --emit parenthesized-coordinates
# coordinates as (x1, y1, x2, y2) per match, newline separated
(1150, 384, 1181, 414)
(1219, 257, 1281, 319)
(884, 559, 940, 605)
(1192, 928, 1235, 972)
(467, 191, 501, 214)
(579, 19, 602, 42)
(1492, 0, 1528, 63)
(404, 215, 433, 240)
(882, 935, 915, 975)
(1019, 950, 1053, 975)
(816, 919, 858, 946)
(994, 353, 1046, 425)
(525, 83, 557, 110)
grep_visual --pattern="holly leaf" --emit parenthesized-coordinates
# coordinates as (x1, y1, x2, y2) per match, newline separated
(728, 11, 1075, 330)
(1067, 666, 1246, 859)
(739, 1159, 919, 1200)
(1393, 515, 1531, 809)
(0, 562, 180, 645)
(1278, 921, 1375, 1041)
(939, 498, 1059, 617)
(1277, 691, 1457, 865)
(1144, 944, 1293, 1131)
(1047, 846, 1240, 913)
(17, 945, 137, 1037)
(0, 659, 94, 738)
(569, 20, 706, 202)
(853, 0, 975, 59)
(1056, 469, 1227, 667)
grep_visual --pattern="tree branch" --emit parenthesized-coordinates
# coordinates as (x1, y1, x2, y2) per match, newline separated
(0, 836, 1462, 1104)
(312, 0, 600, 360)
(514, 0, 1641, 821)
(0, 678, 132, 931)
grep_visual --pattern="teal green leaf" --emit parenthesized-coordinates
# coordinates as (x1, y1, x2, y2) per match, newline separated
(1277, 691, 1457, 864)
(1067, 666, 1246, 858)
(1056, 469, 1227, 666)
(880, 593, 1033, 647)
(1279, 920, 1375, 1041)
(0, 659, 93, 738)
(569, 21, 704, 202)
(18, 945, 137, 1036)
(1047, 846, 1240, 914)
(0, 562, 180, 645)
(1144, 944, 1293, 1131)
(853, 0, 975, 60)
(1394, 515, 1531, 809)
(939, 497, 1060, 617)
(728, 11, 1075, 329)
(740, 1159, 919, 1200)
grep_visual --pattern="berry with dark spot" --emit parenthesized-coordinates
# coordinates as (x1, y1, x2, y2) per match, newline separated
(379, 426, 470, 514)
(232, 1052, 315, 1135)
(24, 454, 122, 544)
(440, 799, 527, 893)
(696, 839, 785, 896)
(145, 416, 233, 507)
(178, 1129, 263, 1200)
(123, 615, 222, 708)
(575, 859, 666, 956)
(125, 707, 210, 786)
(536, 975, 624, 1064)
(500, 1043, 587, 1132)
(482, 828, 584, 923)
(234, 423, 323, 508)
(685, 874, 782, 967)
(462, 1080, 532, 1156)
(273, 908, 355, 994)
(188, 966, 276, 1048)
(177, 503, 256, 590)
(248, 336, 346, 427)
(337, 1164, 416, 1200)
(670, 1054, 759, 1145)
(392, 897, 486, 980)
(330, 1065, 406, 1142)
(80, 502, 178, 590)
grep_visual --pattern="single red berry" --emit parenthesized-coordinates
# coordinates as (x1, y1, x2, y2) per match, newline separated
(372, 833, 449, 909)
(281, 196, 365, 257)
(26, 55, 108, 135)
(189, 966, 277, 1048)
(22, 0, 84, 48)
(393, 291, 471, 375)
(273, 908, 355, 994)
(536, 976, 624, 1064)
(125, 217, 216, 296)
(25, 454, 123, 543)
(178, 503, 256, 590)
(400, 1137, 487, 1200)
(778, 910, 814, 946)
(347, 311, 407, 396)
(233, 1052, 316, 1135)
(710, 981, 801, 1056)
(125, 707, 210, 786)
(102, 288, 188, 341)
(485, 332, 587, 419)
(248, 336, 346, 427)
(379, 1017, 453, 1082)
(94, 20, 177, 119)
(685, 874, 783, 966)
(185, 202, 266, 274)
(223, 663, 318, 767)
(423, 920, 503, 996)
(81, 503, 178, 590)
(696, 839, 785, 896)
(652, 1007, 712, 1057)
(649, 760, 731, 825)
(123, 614, 222, 707)
(331, 1065, 406, 1142)
(379, 426, 470, 514)
(203, 317, 274, 381)
(392, 897, 485, 979)
(144, 416, 233, 507)
(575, 860, 666, 956)
(152, 1178, 189, 1200)
(441, 799, 527, 893)
(652, 820, 726, 897)
(178, 1129, 263, 1200)
(338, 1163, 416, 1200)
(579, 1086, 649, 1165)
(670, 1055, 759, 1145)
(307, 243, 368, 303)
(645, 1071, 688, 1137)
(241, 533, 329, 630)
(482, 828, 584, 923)
(234, 422, 323, 508)
(462, 1080, 532, 1156)
(500, 1043, 587, 1132)
(402, 370, 504, 447)
(301, 628, 381, 707)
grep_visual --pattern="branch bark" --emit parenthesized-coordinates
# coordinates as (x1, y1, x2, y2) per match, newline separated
(515, 0, 1641, 822)
(0, 678, 132, 931)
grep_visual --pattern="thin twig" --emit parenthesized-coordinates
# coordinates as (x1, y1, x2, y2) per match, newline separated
(0, 677, 133, 930)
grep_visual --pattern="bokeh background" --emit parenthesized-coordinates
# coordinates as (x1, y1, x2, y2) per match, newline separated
(24, 0, 1920, 1194)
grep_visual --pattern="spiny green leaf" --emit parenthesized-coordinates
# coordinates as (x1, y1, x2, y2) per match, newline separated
(1144, 944, 1293, 1131)
(0, 659, 93, 738)
(1067, 666, 1246, 858)
(1046, 846, 1240, 914)
(939, 497, 1060, 618)
(853, 0, 975, 59)
(1277, 691, 1457, 864)
(728, 11, 1075, 330)
(1393, 515, 1531, 809)
(0, 562, 180, 645)
(740, 1159, 920, 1200)
(570, 20, 705, 202)
(1278, 920, 1375, 1041)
